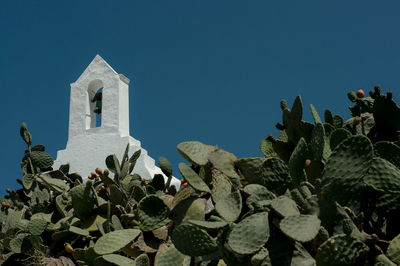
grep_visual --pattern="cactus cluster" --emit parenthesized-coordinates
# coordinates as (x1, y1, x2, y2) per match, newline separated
(1, 87, 400, 265)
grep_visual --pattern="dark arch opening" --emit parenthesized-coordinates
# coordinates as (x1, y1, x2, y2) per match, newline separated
(87, 80, 103, 129)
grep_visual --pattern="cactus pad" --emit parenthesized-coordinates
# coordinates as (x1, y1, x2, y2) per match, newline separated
(215, 189, 242, 222)
(30, 151, 54, 170)
(27, 218, 47, 236)
(187, 219, 228, 230)
(172, 224, 218, 256)
(177, 141, 215, 166)
(270, 196, 300, 218)
(374, 141, 400, 169)
(387, 234, 400, 264)
(244, 184, 276, 208)
(315, 234, 368, 266)
(137, 195, 170, 231)
(227, 212, 269, 255)
(279, 214, 321, 242)
(158, 157, 173, 177)
(330, 128, 351, 150)
(363, 157, 400, 194)
(310, 104, 322, 124)
(310, 123, 325, 161)
(178, 163, 211, 193)
(93, 229, 140, 255)
(70, 181, 96, 220)
(320, 135, 373, 210)
(288, 138, 308, 186)
(100, 254, 136, 265)
(135, 254, 150, 266)
(154, 245, 190, 266)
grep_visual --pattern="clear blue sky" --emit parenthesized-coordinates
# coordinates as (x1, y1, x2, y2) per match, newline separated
(1, 1, 400, 194)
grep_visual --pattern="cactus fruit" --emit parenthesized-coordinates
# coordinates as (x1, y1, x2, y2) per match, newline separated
(64, 243, 74, 253)
(353, 116, 361, 126)
(95, 168, 102, 175)
(356, 88, 365, 98)
(103, 169, 109, 176)
(304, 159, 311, 168)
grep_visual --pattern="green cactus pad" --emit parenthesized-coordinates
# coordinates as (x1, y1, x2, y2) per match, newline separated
(172, 224, 218, 256)
(93, 229, 140, 255)
(9, 234, 30, 253)
(244, 184, 276, 208)
(374, 141, 400, 169)
(236, 157, 291, 194)
(330, 128, 351, 151)
(260, 137, 275, 157)
(290, 188, 307, 210)
(27, 218, 47, 236)
(310, 104, 322, 124)
(310, 123, 325, 161)
(324, 109, 334, 124)
(38, 173, 69, 193)
(227, 212, 269, 255)
(109, 184, 126, 206)
(137, 195, 170, 231)
(270, 196, 300, 218)
(363, 157, 400, 194)
(177, 141, 216, 166)
(69, 225, 90, 236)
(154, 245, 190, 266)
(22, 174, 34, 190)
(30, 151, 54, 169)
(20, 122, 32, 146)
(208, 148, 240, 181)
(99, 254, 135, 265)
(211, 169, 233, 204)
(187, 219, 228, 230)
(332, 114, 344, 128)
(320, 135, 373, 210)
(315, 234, 368, 266)
(105, 154, 121, 175)
(279, 214, 321, 242)
(288, 138, 309, 186)
(151, 174, 165, 191)
(215, 189, 242, 222)
(251, 247, 271, 266)
(318, 226, 330, 242)
(282, 96, 303, 143)
(135, 254, 150, 266)
(178, 163, 211, 193)
(387, 234, 400, 264)
(158, 157, 173, 177)
(70, 181, 96, 220)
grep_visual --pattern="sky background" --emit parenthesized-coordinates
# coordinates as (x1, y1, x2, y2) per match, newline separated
(1, 1, 400, 194)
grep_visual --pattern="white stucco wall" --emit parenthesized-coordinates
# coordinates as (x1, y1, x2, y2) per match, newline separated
(53, 55, 180, 189)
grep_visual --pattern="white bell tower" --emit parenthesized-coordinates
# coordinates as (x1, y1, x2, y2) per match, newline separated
(54, 55, 179, 188)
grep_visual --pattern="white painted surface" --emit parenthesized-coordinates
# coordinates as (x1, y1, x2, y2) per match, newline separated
(54, 55, 179, 189)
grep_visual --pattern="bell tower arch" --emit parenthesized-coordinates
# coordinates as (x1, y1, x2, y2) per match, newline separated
(54, 55, 179, 188)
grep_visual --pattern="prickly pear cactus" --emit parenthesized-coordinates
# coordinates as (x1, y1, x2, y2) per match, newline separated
(2, 88, 400, 265)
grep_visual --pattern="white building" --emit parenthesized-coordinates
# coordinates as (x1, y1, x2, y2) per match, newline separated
(54, 55, 179, 188)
